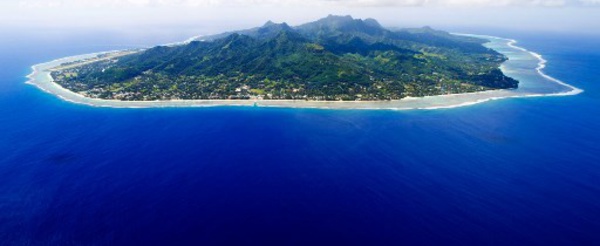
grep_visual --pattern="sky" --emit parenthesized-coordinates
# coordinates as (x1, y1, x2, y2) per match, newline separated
(1, 0, 599, 36)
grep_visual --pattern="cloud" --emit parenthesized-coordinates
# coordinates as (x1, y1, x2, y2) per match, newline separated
(580, 0, 600, 4)
(436, 0, 568, 6)
(18, 1, 62, 8)
(15, 0, 595, 8)
(322, 0, 429, 7)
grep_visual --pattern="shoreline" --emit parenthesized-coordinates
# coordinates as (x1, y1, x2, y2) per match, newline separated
(25, 34, 583, 110)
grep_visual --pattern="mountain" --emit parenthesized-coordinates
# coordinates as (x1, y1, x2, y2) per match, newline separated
(295, 15, 390, 41)
(52, 15, 518, 101)
(201, 21, 295, 41)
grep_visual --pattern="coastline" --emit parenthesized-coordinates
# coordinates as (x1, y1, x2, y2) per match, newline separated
(25, 34, 583, 110)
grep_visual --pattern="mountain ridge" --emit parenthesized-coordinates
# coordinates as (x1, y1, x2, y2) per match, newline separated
(51, 15, 518, 101)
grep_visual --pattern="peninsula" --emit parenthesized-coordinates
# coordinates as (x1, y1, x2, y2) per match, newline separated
(49, 15, 518, 102)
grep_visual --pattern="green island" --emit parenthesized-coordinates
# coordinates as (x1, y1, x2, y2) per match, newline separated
(51, 15, 518, 101)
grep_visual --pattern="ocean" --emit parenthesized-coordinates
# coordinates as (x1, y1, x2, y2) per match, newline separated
(1, 27, 599, 245)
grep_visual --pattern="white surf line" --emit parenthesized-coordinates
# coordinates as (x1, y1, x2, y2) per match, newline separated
(416, 34, 585, 110)
(505, 39, 584, 96)
(456, 33, 584, 96)
(25, 33, 584, 110)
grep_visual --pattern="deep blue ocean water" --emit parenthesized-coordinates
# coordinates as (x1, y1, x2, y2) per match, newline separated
(1, 28, 599, 245)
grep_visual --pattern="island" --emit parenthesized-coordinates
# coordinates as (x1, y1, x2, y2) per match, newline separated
(49, 15, 518, 102)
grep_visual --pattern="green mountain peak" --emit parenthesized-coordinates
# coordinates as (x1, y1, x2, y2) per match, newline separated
(52, 15, 518, 101)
